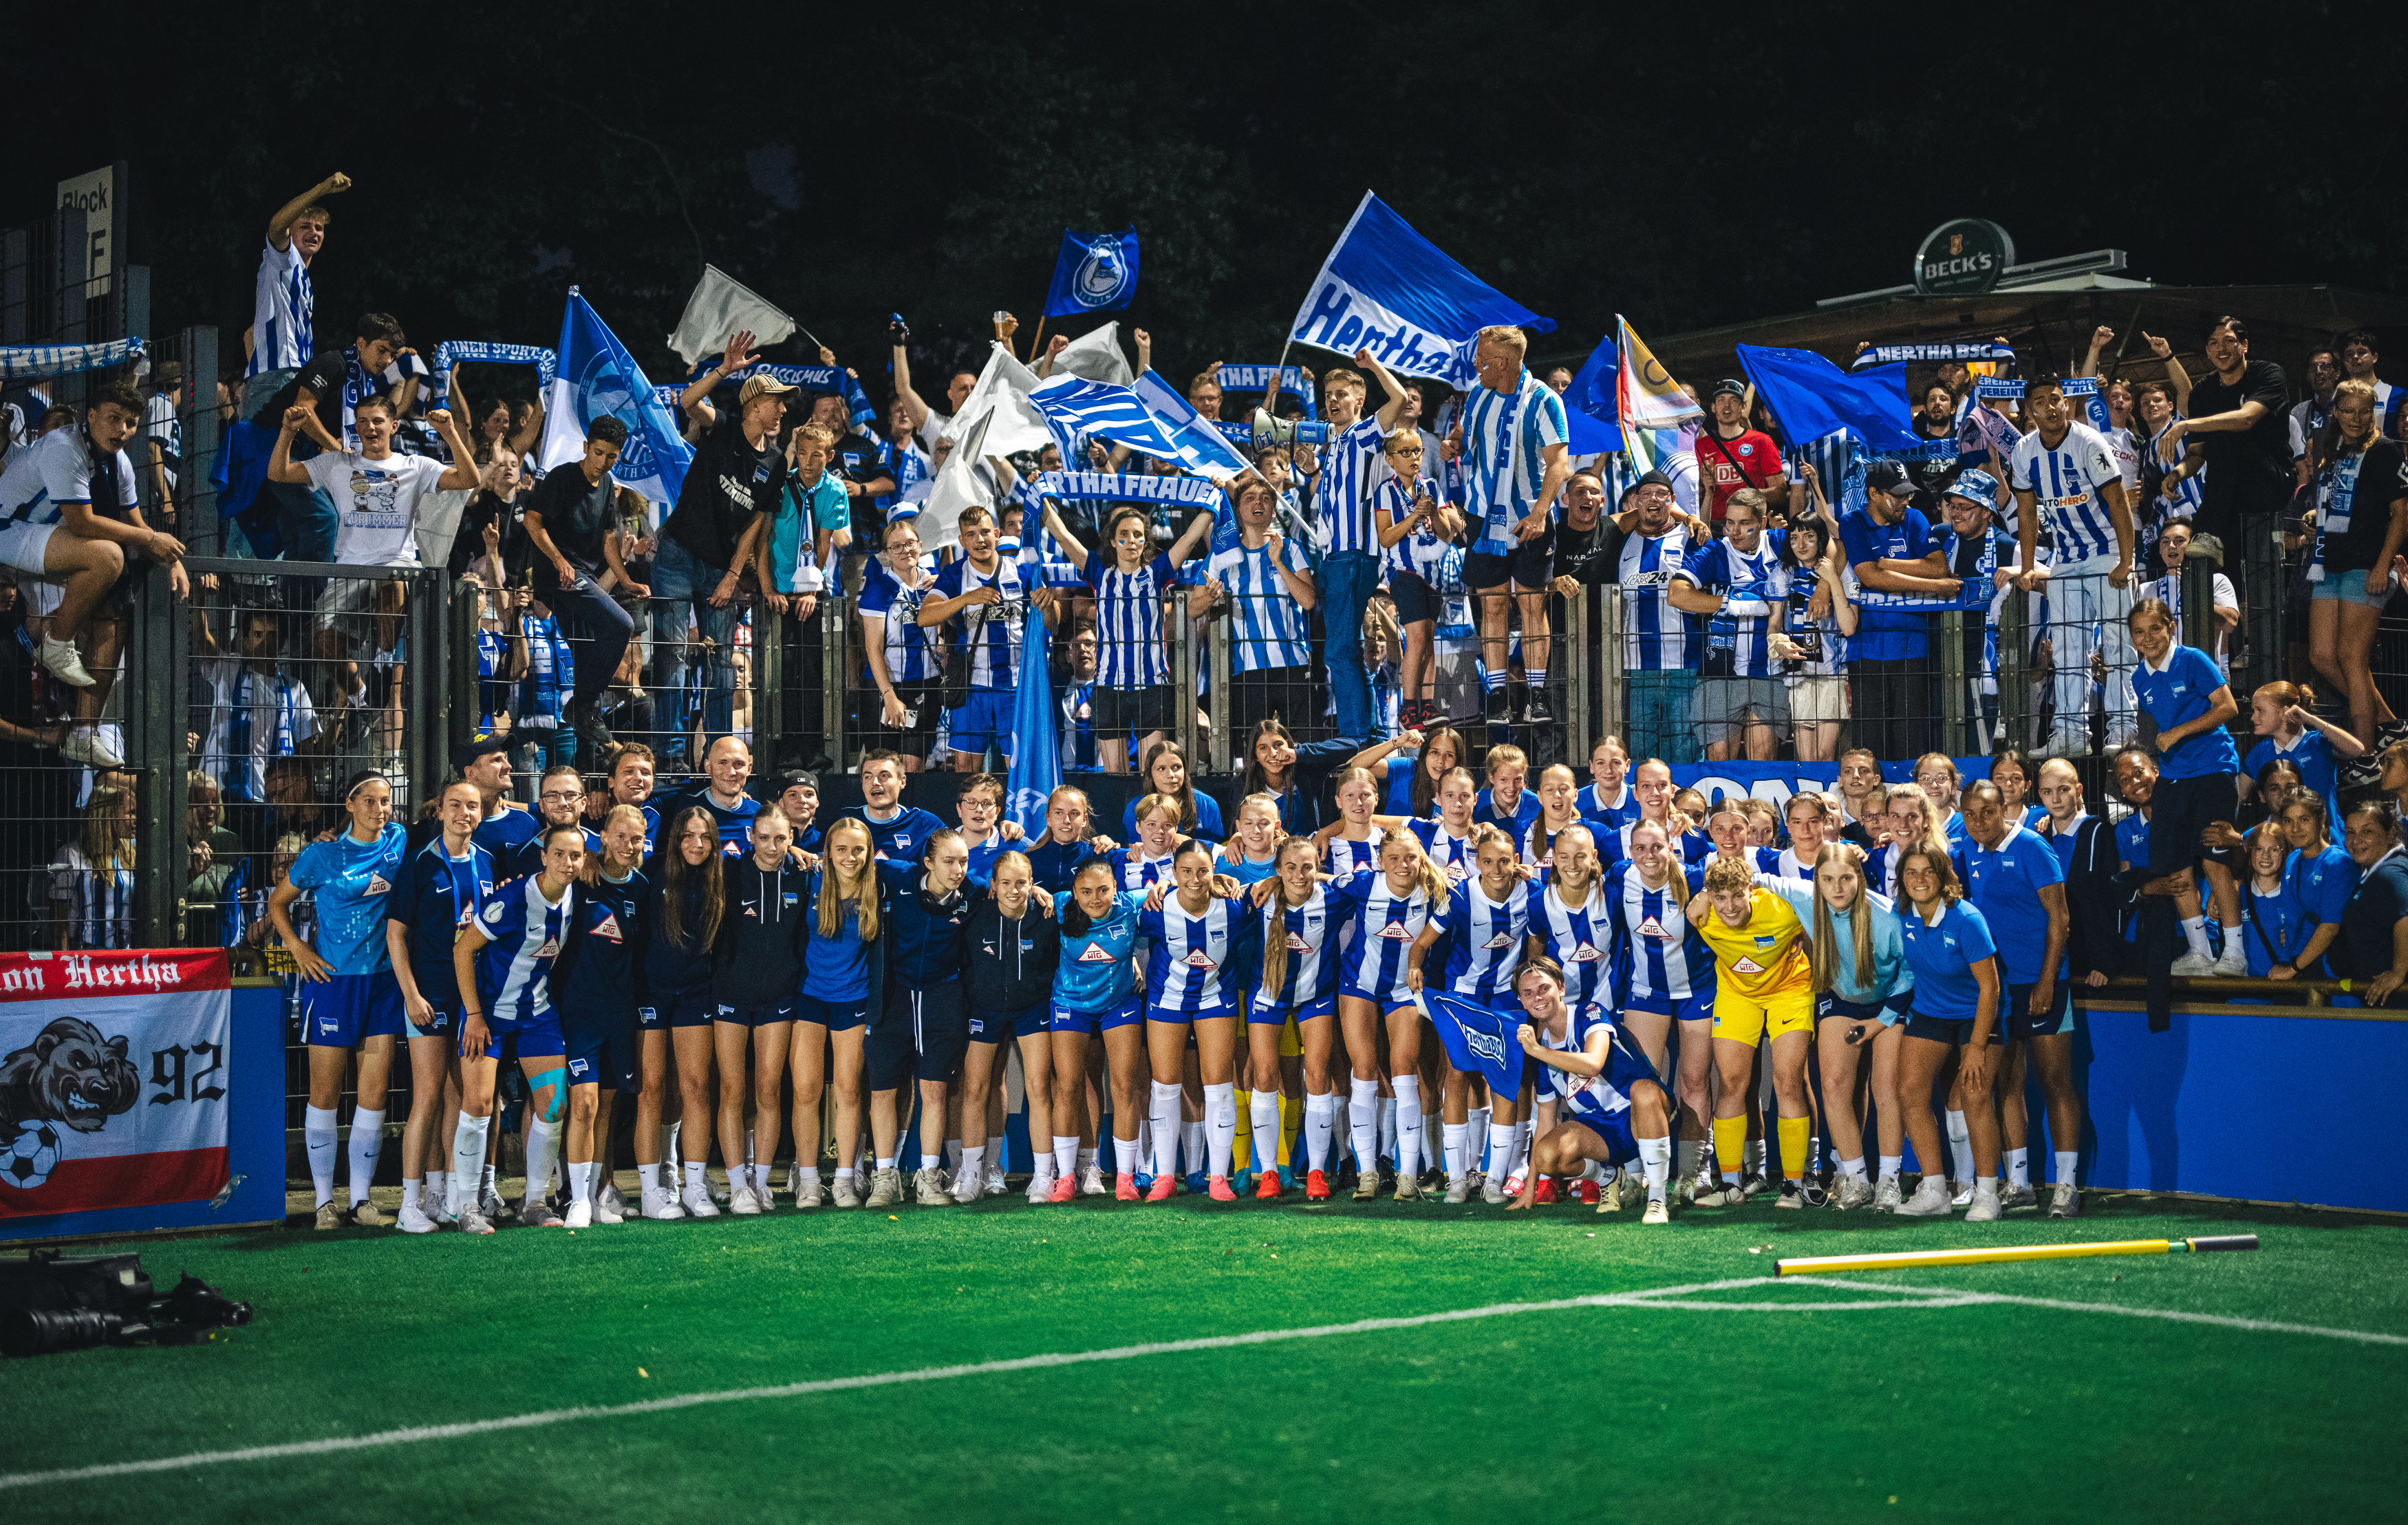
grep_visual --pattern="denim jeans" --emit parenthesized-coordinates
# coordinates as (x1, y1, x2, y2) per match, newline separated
(1319, 549, 1381, 744)
(648, 536, 743, 760)
(1625, 669, 1698, 765)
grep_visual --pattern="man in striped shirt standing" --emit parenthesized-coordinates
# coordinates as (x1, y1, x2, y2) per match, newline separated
(1190, 478, 1318, 738)
(1298, 347, 1410, 744)
(2010, 374, 2136, 756)
(244, 172, 349, 417)
(1452, 326, 1571, 726)
(1612, 473, 1700, 764)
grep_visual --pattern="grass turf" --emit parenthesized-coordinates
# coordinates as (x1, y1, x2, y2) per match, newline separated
(8, 1186, 2405, 1524)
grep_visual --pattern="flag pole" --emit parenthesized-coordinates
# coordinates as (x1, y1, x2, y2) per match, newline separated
(1026, 315, 1046, 364)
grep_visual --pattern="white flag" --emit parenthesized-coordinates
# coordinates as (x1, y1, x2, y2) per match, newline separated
(1049, 322, 1133, 386)
(666, 266, 795, 369)
(941, 342, 1054, 458)
(918, 411, 996, 555)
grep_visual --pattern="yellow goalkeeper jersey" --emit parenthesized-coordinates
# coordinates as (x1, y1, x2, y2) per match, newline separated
(1695, 887, 1812, 999)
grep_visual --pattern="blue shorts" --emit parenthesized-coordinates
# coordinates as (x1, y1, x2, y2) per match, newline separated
(869, 980, 967, 1088)
(968, 1005, 1048, 1043)
(796, 994, 870, 1032)
(1903, 1011, 2005, 1046)
(1814, 992, 1889, 1030)
(1563, 1107, 1642, 1167)
(1251, 993, 1334, 1026)
(405, 989, 459, 1041)
(303, 972, 406, 1048)
(947, 690, 1018, 765)
(1051, 993, 1147, 1034)
(2312, 568, 2394, 606)
(1337, 979, 1415, 1012)
(563, 1008, 638, 1091)
(636, 991, 715, 1030)
(1148, 999, 1238, 1027)
(715, 999, 796, 1027)
(2006, 980, 2076, 1041)
(1624, 991, 1712, 1025)
(484, 1004, 566, 1060)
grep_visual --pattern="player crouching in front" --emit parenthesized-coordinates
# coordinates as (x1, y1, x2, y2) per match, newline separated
(1508, 959, 1675, 1224)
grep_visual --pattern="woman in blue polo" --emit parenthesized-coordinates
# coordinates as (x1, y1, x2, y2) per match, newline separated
(1889, 845, 2005, 1224)
(268, 769, 407, 1232)
(2126, 597, 2244, 977)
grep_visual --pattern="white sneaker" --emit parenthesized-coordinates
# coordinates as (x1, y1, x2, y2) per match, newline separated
(1835, 1175, 1875, 1211)
(38, 636, 95, 687)
(2169, 950, 2217, 977)
(563, 1197, 593, 1229)
(729, 1186, 762, 1215)
(952, 1169, 983, 1204)
(1444, 1177, 1472, 1204)
(1078, 1164, 1108, 1197)
(1026, 1173, 1054, 1204)
(2043, 730, 2088, 759)
(521, 1199, 565, 1228)
(792, 1177, 826, 1208)
(596, 1182, 629, 1223)
(2047, 1180, 2083, 1218)
(2210, 943, 2248, 977)
(1872, 1175, 1904, 1213)
(1999, 1181, 2038, 1211)
(682, 1183, 722, 1218)
(832, 1175, 863, 1208)
(985, 1166, 1007, 1197)
(422, 1186, 456, 1224)
(641, 1186, 687, 1220)
(1641, 1197, 1670, 1225)
(1481, 1175, 1509, 1204)
(61, 727, 123, 768)
(1896, 1177, 1955, 1217)
(1964, 1182, 2003, 1222)
(397, 1201, 437, 1234)
(1950, 1180, 1975, 1208)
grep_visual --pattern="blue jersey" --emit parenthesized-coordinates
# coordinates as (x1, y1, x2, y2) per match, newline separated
(1218, 849, 1280, 887)
(1024, 837, 1095, 894)
(1256, 884, 1343, 1007)
(1082, 553, 1179, 689)
(287, 824, 407, 976)
(510, 827, 601, 884)
(1554, 1003, 1651, 1127)
(929, 555, 1026, 689)
(1379, 755, 1421, 815)
(1756, 846, 1817, 882)
(1051, 889, 1146, 1012)
(1107, 846, 1179, 893)
(475, 873, 576, 1022)
(1331, 868, 1439, 1005)
(2130, 646, 2239, 780)
(2243, 732, 2341, 841)
(473, 803, 541, 863)
(1119, 793, 1225, 844)
(1438, 879, 1535, 1001)
(1532, 879, 1614, 1010)
(858, 560, 942, 684)
(2285, 844, 2358, 933)
(1324, 828, 1385, 880)
(1408, 818, 1481, 887)
(1607, 860, 1712, 1008)
(962, 829, 1011, 891)
(1617, 526, 1699, 671)
(843, 804, 947, 866)
(2238, 879, 2316, 978)
(1312, 416, 1389, 559)
(1577, 781, 1636, 830)
(1139, 894, 1251, 1016)
(1897, 898, 1999, 1023)
(663, 787, 762, 857)
(386, 837, 494, 997)
(1675, 534, 1790, 679)
(558, 868, 645, 1017)
(1603, 820, 1713, 868)
(518, 613, 568, 727)
(1474, 787, 1541, 840)
(1964, 825, 2066, 984)
(1207, 537, 1313, 673)
(800, 871, 873, 1003)
(1838, 506, 1935, 661)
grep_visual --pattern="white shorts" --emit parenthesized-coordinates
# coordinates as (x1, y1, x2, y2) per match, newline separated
(0, 517, 56, 579)
(1786, 674, 1849, 724)
(314, 576, 406, 652)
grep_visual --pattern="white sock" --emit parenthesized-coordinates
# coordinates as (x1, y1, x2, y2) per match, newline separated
(1946, 1110, 1973, 1182)
(345, 1107, 385, 1206)
(1487, 1122, 1515, 1183)
(1639, 1135, 1672, 1202)
(1466, 1105, 1491, 1168)
(638, 1163, 660, 1193)
(1378, 1096, 1397, 1164)
(870, 1155, 892, 1171)
(1511, 1118, 1533, 1182)
(2005, 1147, 2029, 1188)
(2181, 915, 2211, 959)
(1204, 1083, 1236, 1177)
(1304, 1093, 1336, 1172)
(1839, 1156, 1868, 1182)
(1150, 1083, 1183, 1179)
(449, 1116, 491, 1215)
(1250, 1089, 1282, 1173)
(1443, 1122, 1469, 1182)
(567, 1160, 594, 1208)
(401, 1175, 421, 1208)
(960, 1144, 985, 1186)
(303, 1105, 339, 1209)
(2054, 1150, 2079, 1187)
(835, 1166, 857, 1183)
(1347, 1078, 1379, 1178)
(1112, 1138, 1140, 1176)
(797, 1164, 821, 1193)
(523, 1117, 559, 1211)
(920, 1153, 942, 1172)
(1393, 1076, 1426, 1187)
(1879, 1154, 1902, 1182)
(684, 1160, 707, 1193)
(1183, 1120, 1207, 1175)
(1077, 1146, 1098, 1175)
(1053, 1135, 1079, 1180)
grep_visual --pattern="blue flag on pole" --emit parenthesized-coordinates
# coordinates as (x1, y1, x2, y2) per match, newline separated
(537, 286, 692, 504)
(1418, 990, 1525, 1097)
(1288, 191, 1554, 387)
(1005, 608, 1060, 840)
(1129, 370, 1253, 478)
(1562, 333, 1623, 456)
(1735, 343, 1921, 454)
(1044, 228, 1140, 317)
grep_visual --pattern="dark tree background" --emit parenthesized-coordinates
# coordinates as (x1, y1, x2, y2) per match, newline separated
(7, 1, 2402, 401)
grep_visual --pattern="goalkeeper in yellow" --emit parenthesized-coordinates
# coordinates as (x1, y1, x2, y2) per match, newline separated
(1683, 853, 1820, 1208)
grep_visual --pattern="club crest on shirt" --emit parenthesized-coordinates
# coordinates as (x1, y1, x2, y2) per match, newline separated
(1076, 943, 1117, 963)
(1754, 935, 1776, 949)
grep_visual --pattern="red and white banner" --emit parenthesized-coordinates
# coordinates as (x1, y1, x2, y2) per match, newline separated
(0, 950, 231, 1218)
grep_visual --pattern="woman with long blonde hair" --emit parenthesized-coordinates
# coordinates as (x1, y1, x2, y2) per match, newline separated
(794, 817, 879, 1208)
(1802, 842, 1913, 1212)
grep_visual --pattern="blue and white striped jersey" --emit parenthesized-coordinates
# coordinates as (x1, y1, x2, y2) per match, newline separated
(54, 844, 136, 950)
(475, 873, 575, 1023)
(1255, 884, 1342, 1008)
(1331, 868, 1437, 1004)
(929, 554, 1025, 689)
(1675, 535, 1790, 679)
(1534, 879, 1614, 1010)
(1603, 820, 1713, 867)
(1140, 894, 1250, 1015)
(1438, 879, 1535, 1001)
(1107, 846, 1179, 893)
(1313, 416, 1389, 557)
(1324, 827, 1385, 879)
(1617, 526, 1699, 671)
(1577, 781, 1636, 829)
(1407, 818, 1479, 886)
(1375, 472, 1452, 584)
(517, 614, 567, 727)
(2008, 422, 2124, 562)
(1207, 537, 1312, 672)
(1606, 859, 1712, 1007)
(858, 560, 943, 683)
(1082, 551, 1179, 688)
(1556, 1003, 1642, 1124)
(1459, 370, 1569, 553)
(1759, 846, 1817, 881)
(1520, 817, 1587, 875)
(248, 237, 313, 377)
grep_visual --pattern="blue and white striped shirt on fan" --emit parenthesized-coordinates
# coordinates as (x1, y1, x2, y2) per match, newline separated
(929, 555, 1025, 689)
(858, 562, 943, 684)
(1082, 552, 1179, 689)
(1375, 473, 1452, 584)
(1675, 535, 1789, 679)
(1313, 416, 1388, 557)
(248, 238, 314, 377)
(1617, 526, 1698, 671)
(1207, 537, 1313, 672)
(1459, 370, 1569, 553)
(2008, 422, 2124, 562)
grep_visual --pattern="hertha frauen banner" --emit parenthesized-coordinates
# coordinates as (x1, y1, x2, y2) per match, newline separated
(0, 950, 232, 1218)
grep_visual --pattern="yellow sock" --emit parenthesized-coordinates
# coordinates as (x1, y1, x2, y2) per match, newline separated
(1233, 1090, 1252, 1169)
(1278, 1091, 1301, 1167)
(1778, 1115, 1810, 1181)
(1712, 1114, 1745, 1179)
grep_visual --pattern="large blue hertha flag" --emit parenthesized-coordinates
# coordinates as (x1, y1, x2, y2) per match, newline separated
(1736, 343, 1922, 454)
(1130, 370, 1252, 478)
(537, 286, 692, 503)
(1288, 191, 1553, 388)
(1562, 333, 1623, 456)
(1044, 228, 1140, 317)
(1418, 989, 1525, 1097)
(1004, 608, 1060, 840)
(1031, 374, 1241, 482)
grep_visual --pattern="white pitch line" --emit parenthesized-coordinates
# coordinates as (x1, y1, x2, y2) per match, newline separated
(3, 1273, 2396, 1490)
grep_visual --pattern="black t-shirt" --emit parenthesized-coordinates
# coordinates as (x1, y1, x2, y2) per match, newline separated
(830, 429, 888, 540)
(664, 419, 784, 572)
(2323, 438, 2408, 574)
(1903, 420, 1963, 515)
(526, 463, 618, 579)
(1552, 515, 1609, 586)
(2338, 855, 2408, 988)
(253, 348, 352, 438)
(2187, 359, 2292, 490)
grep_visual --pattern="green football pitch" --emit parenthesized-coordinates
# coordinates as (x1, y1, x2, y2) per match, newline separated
(8, 1184, 2404, 1524)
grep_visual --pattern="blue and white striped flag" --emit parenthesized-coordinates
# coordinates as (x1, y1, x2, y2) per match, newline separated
(1128, 370, 1251, 478)
(1030, 373, 1239, 482)
(1417, 988, 1525, 1097)
(1288, 192, 1552, 388)
(1004, 605, 1060, 840)
(537, 286, 691, 504)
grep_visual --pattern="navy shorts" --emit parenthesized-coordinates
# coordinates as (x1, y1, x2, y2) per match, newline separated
(636, 991, 715, 1030)
(714, 999, 797, 1027)
(405, 989, 460, 1041)
(1093, 684, 1173, 734)
(2005, 979, 2076, 1041)
(2147, 771, 2236, 879)
(868, 980, 968, 1089)
(947, 690, 1018, 765)
(484, 1005, 566, 1061)
(1902, 1011, 2005, 1047)
(1390, 570, 1437, 627)
(303, 972, 406, 1048)
(1564, 1106, 1642, 1166)
(796, 994, 870, 1032)
(563, 1008, 639, 1091)
(1624, 991, 1712, 1025)
(967, 1004, 1047, 1043)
